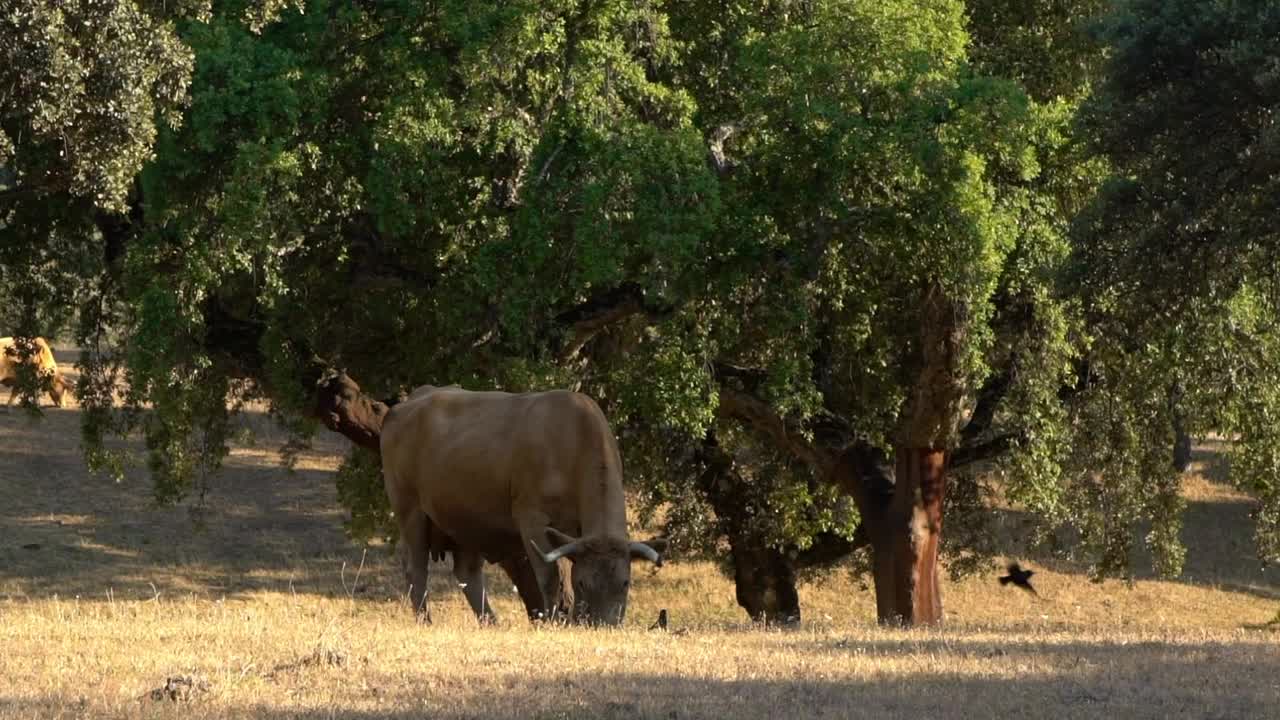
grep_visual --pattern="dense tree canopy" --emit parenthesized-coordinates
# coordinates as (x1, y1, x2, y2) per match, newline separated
(1075, 0, 1280, 564)
(2, 0, 1276, 625)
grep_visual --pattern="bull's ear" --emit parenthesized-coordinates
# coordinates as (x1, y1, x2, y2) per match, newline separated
(545, 526, 580, 548)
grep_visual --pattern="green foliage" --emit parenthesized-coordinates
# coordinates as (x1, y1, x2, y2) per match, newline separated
(9, 0, 1278, 587)
(965, 0, 1108, 102)
(631, 0, 1101, 571)
(334, 445, 395, 546)
(1072, 0, 1280, 566)
(0, 0, 193, 212)
(1202, 287, 1280, 563)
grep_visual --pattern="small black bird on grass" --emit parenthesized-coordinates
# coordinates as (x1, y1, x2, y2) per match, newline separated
(999, 562, 1038, 596)
(649, 609, 668, 631)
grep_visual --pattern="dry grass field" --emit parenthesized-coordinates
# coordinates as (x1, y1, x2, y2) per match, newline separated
(1, 349, 1277, 719)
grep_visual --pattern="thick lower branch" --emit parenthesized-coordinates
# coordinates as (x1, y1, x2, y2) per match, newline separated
(950, 432, 1020, 469)
(551, 283, 673, 362)
(959, 370, 1009, 445)
(715, 386, 836, 478)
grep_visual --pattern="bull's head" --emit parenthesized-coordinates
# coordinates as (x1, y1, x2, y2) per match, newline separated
(531, 528, 666, 627)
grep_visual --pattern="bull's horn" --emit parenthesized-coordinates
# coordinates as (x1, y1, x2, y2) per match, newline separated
(629, 541, 663, 566)
(546, 526, 579, 547)
(530, 536, 585, 564)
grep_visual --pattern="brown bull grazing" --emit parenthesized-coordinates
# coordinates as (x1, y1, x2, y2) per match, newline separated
(0, 336, 68, 408)
(380, 384, 666, 626)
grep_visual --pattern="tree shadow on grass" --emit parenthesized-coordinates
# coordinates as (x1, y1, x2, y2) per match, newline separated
(987, 445, 1278, 601)
(0, 395, 462, 605)
(1, 347, 1275, 613)
(2, 634, 1276, 719)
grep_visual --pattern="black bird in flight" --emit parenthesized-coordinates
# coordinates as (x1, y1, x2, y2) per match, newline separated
(999, 562, 1038, 596)
(649, 609, 668, 631)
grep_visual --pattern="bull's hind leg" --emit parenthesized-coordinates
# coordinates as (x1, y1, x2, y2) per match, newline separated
(452, 550, 497, 625)
(397, 509, 432, 623)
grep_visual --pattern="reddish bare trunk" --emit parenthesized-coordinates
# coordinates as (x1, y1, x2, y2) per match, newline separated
(840, 444, 947, 627)
(887, 447, 946, 626)
(875, 282, 964, 626)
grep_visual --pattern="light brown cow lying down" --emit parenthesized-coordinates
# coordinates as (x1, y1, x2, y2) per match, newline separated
(380, 384, 665, 626)
(0, 336, 68, 408)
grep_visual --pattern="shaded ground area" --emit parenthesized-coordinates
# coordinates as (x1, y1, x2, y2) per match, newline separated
(0, 396, 403, 600)
(986, 443, 1277, 602)
(0, 347, 428, 605)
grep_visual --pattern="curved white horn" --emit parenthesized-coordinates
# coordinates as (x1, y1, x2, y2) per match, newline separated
(629, 541, 662, 566)
(530, 536, 585, 564)
(546, 526, 579, 547)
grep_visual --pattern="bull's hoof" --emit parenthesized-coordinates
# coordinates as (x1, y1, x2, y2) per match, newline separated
(527, 609, 566, 625)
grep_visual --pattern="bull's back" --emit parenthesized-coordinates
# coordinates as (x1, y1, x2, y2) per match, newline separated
(0, 336, 58, 381)
(0, 338, 14, 380)
(380, 387, 620, 549)
(0, 335, 58, 368)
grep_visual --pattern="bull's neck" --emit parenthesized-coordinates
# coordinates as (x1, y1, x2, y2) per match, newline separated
(578, 470, 628, 539)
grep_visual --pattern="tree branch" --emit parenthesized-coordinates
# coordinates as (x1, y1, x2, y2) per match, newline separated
(342, 217, 440, 291)
(958, 369, 1010, 445)
(694, 431, 869, 571)
(706, 124, 737, 178)
(710, 360, 769, 394)
(714, 385, 837, 478)
(551, 282, 673, 361)
(201, 295, 391, 451)
(949, 432, 1021, 469)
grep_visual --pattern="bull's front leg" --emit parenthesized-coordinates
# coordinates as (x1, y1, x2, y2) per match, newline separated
(452, 549, 497, 625)
(497, 555, 546, 622)
(498, 554, 570, 623)
(515, 514, 566, 621)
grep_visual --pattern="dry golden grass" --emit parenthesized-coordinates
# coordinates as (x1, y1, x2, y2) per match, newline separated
(0, 347, 1277, 719)
(3, 595, 1277, 720)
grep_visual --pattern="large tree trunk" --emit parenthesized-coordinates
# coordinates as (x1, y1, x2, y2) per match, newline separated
(850, 283, 968, 628)
(695, 432, 803, 625)
(829, 444, 886, 618)
(849, 446, 949, 628)
(1169, 382, 1192, 472)
(885, 447, 946, 625)
(730, 542, 801, 626)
